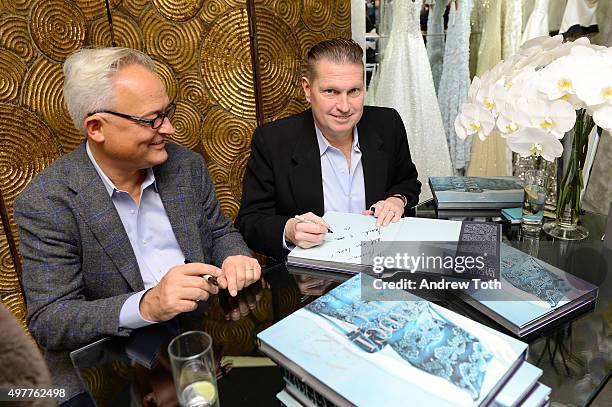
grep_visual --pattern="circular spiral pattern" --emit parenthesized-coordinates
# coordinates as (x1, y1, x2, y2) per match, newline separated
(200, 8, 256, 120)
(0, 16, 36, 64)
(122, 0, 148, 17)
(274, 0, 301, 28)
(255, 8, 300, 120)
(273, 98, 308, 121)
(251, 289, 273, 321)
(0, 233, 19, 293)
(223, 0, 246, 7)
(203, 318, 255, 354)
(0, 103, 63, 210)
(153, 0, 204, 21)
(29, 0, 86, 62)
(229, 149, 250, 202)
(90, 12, 143, 49)
(167, 100, 201, 150)
(302, 0, 334, 32)
(178, 70, 213, 113)
(335, 0, 351, 28)
(326, 26, 351, 41)
(206, 160, 229, 188)
(141, 6, 204, 72)
(201, 107, 254, 168)
(199, 0, 230, 24)
(278, 286, 301, 315)
(1, 291, 26, 327)
(21, 58, 84, 152)
(73, 0, 121, 20)
(0, 50, 26, 103)
(296, 25, 327, 61)
(152, 58, 178, 102)
(0, 0, 30, 15)
(215, 185, 240, 220)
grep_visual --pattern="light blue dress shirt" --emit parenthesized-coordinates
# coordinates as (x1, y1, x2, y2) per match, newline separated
(315, 125, 366, 214)
(86, 143, 185, 329)
(283, 125, 365, 249)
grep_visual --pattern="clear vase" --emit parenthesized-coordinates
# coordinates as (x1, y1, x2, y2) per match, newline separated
(543, 110, 595, 240)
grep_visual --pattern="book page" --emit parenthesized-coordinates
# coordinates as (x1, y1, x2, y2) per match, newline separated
(289, 212, 462, 264)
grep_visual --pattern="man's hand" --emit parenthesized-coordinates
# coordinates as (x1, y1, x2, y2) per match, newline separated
(139, 263, 222, 322)
(219, 255, 261, 297)
(362, 197, 404, 226)
(285, 212, 330, 249)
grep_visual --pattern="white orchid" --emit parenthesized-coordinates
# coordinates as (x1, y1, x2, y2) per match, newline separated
(525, 99, 576, 138)
(506, 128, 564, 161)
(456, 36, 612, 162)
(454, 103, 496, 141)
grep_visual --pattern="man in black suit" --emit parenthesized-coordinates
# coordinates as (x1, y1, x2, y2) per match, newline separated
(236, 38, 421, 260)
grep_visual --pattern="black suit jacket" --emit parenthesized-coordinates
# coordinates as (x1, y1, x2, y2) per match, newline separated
(235, 106, 421, 260)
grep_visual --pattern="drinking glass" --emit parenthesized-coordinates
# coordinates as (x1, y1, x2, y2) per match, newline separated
(522, 170, 547, 235)
(168, 331, 219, 407)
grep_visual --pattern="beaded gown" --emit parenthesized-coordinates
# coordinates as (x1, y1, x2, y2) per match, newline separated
(368, 0, 452, 202)
(466, 0, 511, 177)
(438, 0, 474, 172)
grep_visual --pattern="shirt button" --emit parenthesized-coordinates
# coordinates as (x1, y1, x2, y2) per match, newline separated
(141, 239, 147, 245)
(130, 209, 135, 214)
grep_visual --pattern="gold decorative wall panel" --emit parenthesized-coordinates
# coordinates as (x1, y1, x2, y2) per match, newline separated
(0, 0, 351, 331)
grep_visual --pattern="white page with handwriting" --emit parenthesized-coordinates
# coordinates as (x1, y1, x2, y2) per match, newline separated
(289, 212, 462, 264)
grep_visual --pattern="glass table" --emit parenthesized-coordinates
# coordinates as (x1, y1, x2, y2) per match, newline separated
(70, 212, 611, 406)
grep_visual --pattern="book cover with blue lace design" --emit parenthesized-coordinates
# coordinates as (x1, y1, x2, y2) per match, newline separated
(258, 274, 527, 407)
(429, 177, 524, 209)
(464, 244, 598, 336)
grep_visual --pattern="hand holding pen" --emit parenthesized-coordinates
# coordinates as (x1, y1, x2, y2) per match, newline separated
(285, 212, 332, 249)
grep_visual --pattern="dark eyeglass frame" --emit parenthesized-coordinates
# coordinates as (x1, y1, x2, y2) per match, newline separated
(86, 102, 176, 129)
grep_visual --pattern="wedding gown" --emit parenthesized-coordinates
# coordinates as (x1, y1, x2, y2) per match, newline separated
(502, 0, 522, 59)
(426, 0, 446, 93)
(368, 0, 452, 202)
(467, 0, 512, 177)
(437, 0, 474, 172)
(521, 0, 550, 44)
(559, 0, 599, 36)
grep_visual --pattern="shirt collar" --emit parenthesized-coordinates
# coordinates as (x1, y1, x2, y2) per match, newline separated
(86, 141, 157, 196)
(314, 124, 360, 157)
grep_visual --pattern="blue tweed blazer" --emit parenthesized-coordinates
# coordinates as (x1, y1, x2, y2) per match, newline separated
(14, 142, 251, 401)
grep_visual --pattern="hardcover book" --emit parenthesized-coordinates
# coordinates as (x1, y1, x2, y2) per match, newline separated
(429, 177, 524, 210)
(492, 362, 542, 407)
(461, 244, 598, 337)
(258, 274, 528, 407)
(287, 212, 500, 277)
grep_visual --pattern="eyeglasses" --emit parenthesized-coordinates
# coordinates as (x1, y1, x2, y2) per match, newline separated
(87, 102, 176, 129)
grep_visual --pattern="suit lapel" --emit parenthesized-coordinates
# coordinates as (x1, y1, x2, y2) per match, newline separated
(289, 111, 324, 216)
(358, 114, 388, 208)
(153, 151, 201, 263)
(68, 145, 143, 292)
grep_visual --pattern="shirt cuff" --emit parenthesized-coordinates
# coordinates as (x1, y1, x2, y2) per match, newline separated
(282, 227, 296, 252)
(119, 290, 157, 329)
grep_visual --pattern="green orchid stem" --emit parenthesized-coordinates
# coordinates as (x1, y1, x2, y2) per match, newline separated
(555, 109, 595, 224)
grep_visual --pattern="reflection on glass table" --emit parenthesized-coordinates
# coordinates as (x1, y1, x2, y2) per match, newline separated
(69, 212, 610, 406)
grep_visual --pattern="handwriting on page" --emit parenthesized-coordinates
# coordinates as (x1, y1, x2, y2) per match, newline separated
(328, 228, 383, 261)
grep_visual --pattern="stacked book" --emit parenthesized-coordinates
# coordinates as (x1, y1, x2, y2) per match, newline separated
(429, 176, 524, 219)
(259, 274, 552, 407)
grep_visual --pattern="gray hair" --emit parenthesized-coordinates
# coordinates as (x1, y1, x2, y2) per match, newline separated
(63, 47, 156, 134)
(305, 38, 364, 79)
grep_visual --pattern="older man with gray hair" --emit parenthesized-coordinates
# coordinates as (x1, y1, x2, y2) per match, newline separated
(14, 47, 260, 403)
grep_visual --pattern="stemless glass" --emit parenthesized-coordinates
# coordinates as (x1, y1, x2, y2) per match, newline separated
(168, 331, 219, 407)
(522, 169, 547, 235)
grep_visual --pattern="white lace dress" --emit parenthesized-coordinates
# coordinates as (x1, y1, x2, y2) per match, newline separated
(438, 0, 474, 172)
(426, 0, 447, 93)
(368, 0, 453, 202)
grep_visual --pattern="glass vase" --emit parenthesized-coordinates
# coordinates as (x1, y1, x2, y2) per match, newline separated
(543, 109, 595, 240)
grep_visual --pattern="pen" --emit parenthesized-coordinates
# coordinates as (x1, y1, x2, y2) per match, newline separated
(294, 215, 333, 233)
(184, 259, 218, 286)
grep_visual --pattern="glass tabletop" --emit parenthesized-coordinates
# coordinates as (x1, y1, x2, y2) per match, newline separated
(70, 212, 611, 407)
